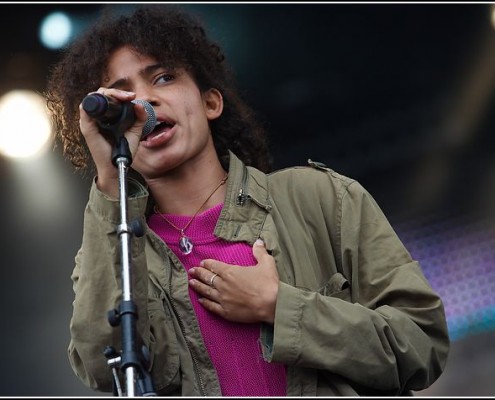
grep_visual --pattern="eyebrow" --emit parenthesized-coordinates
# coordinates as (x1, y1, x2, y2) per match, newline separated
(108, 63, 163, 89)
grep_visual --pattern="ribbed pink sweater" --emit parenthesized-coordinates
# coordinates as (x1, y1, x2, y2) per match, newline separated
(148, 203, 287, 396)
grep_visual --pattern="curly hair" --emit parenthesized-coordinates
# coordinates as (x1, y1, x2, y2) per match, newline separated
(45, 4, 272, 174)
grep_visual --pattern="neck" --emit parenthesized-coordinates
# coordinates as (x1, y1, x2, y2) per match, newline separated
(149, 158, 227, 216)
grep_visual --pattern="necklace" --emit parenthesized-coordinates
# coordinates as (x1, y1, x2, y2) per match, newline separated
(154, 173, 228, 255)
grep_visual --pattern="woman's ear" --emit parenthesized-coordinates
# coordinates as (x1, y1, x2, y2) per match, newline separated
(203, 88, 223, 120)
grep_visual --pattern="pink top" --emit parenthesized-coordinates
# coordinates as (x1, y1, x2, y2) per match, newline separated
(148, 203, 287, 396)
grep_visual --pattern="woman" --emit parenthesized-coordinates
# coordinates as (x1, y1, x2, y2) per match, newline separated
(45, 4, 449, 396)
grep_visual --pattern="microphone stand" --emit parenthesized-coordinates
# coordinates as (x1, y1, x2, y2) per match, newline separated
(99, 118, 157, 397)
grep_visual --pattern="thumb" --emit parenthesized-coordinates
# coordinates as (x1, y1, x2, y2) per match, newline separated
(126, 102, 149, 145)
(252, 238, 268, 261)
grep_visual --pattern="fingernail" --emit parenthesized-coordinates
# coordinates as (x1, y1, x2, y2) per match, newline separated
(254, 239, 264, 246)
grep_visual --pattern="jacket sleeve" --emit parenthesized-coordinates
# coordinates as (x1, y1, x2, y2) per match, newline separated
(67, 178, 157, 392)
(263, 175, 450, 394)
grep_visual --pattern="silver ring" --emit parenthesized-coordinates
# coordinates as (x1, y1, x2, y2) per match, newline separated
(209, 273, 218, 288)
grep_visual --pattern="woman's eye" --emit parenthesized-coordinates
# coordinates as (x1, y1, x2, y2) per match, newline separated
(155, 74, 174, 84)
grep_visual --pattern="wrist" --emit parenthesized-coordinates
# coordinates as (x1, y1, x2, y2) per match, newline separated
(95, 175, 119, 199)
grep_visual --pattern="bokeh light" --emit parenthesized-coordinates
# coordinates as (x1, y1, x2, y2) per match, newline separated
(0, 90, 52, 158)
(39, 11, 72, 50)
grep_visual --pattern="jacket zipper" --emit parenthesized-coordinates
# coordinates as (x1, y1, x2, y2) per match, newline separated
(167, 264, 207, 395)
(236, 166, 249, 206)
(236, 166, 272, 212)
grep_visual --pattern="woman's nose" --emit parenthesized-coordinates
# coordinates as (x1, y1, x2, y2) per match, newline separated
(135, 88, 160, 107)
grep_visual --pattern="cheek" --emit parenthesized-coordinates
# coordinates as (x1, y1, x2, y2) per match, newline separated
(183, 96, 201, 115)
(184, 101, 210, 133)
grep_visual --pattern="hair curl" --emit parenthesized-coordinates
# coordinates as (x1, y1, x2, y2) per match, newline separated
(45, 4, 272, 174)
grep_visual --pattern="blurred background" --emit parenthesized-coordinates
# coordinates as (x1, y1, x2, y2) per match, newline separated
(0, 2, 493, 396)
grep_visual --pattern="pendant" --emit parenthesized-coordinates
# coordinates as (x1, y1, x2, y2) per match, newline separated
(179, 235, 193, 255)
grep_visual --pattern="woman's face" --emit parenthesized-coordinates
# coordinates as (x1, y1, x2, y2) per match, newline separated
(104, 46, 223, 180)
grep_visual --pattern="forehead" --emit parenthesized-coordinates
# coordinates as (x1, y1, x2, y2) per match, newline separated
(103, 46, 157, 84)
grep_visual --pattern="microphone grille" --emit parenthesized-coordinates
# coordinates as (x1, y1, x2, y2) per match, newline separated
(132, 99, 157, 138)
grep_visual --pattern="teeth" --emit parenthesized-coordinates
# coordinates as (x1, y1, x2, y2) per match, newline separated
(155, 121, 173, 128)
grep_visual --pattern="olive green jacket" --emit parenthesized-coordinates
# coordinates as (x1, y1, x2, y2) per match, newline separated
(68, 151, 449, 396)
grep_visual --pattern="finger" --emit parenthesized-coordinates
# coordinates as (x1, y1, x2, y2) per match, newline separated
(125, 101, 149, 145)
(197, 297, 226, 318)
(209, 273, 219, 288)
(95, 87, 136, 102)
(197, 268, 221, 288)
(189, 278, 219, 300)
(199, 259, 228, 274)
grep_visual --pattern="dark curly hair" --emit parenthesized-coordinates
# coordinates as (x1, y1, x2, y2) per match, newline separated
(45, 4, 272, 174)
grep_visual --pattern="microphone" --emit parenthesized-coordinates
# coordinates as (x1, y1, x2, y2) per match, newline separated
(82, 93, 157, 139)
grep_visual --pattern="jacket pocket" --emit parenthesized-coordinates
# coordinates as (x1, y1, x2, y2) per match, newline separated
(319, 272, 351, 301)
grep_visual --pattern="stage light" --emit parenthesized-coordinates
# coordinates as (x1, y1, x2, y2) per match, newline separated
(0, 90, 52, 159)
(39, 11, 73, 50)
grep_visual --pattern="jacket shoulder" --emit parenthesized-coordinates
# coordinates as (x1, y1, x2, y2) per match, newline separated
(269, 159, 357, 190)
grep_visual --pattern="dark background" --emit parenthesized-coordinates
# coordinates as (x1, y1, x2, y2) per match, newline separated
(0, 2, 493, 396)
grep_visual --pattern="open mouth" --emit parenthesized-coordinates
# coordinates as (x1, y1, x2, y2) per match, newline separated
(142, 120, 175, 141)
